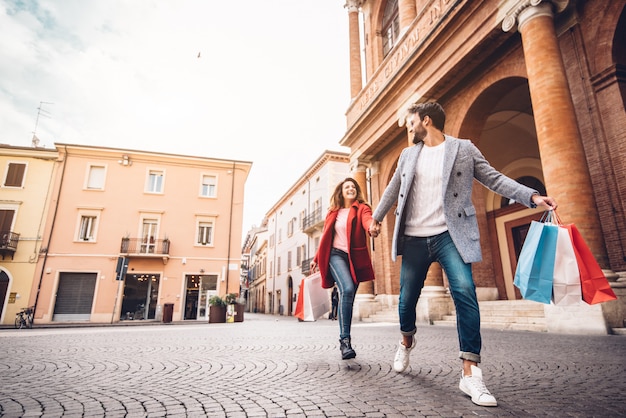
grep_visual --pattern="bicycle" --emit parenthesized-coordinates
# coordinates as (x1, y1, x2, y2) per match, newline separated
(14, 306, 34, 329)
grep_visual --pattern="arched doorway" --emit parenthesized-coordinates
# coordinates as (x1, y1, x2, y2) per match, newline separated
(0, 270, 9, 321)
(287, 276, 293, 316)
(462, 77, 546, 300)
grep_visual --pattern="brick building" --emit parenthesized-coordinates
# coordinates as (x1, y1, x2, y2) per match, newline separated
(340, 0, 625, 333)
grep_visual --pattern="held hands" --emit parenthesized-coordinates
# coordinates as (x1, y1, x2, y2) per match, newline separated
(532, 195, 558, 211)
(369, 220, 381, 237)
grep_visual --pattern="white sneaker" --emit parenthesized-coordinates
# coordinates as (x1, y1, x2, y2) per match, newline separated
(393, 338, 416, 372)
(459, 365, 498, 406)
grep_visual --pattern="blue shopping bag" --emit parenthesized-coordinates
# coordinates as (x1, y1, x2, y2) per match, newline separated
(514, 217, 558, 304)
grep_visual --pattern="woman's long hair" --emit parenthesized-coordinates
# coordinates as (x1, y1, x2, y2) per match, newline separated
(328, 177, 369, 211)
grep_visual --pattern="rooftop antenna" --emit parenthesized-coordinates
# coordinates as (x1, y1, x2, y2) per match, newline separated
(32, 101, 53, 147)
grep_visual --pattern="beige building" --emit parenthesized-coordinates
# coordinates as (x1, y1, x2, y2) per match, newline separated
(30, 144, 251, 324)
(0, 144, 59, 326)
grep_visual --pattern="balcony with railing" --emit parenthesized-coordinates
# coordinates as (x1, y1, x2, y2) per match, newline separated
(0, 231, 19, 260)
(301, 257, 313, 276)
(302, 207, 324, 234)
(120, 237, 170, 263)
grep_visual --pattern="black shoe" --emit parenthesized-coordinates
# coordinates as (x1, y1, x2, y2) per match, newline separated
(340, 337, 356, 360)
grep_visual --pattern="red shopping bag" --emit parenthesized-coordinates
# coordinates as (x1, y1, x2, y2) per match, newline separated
(564, 223, 616, 305)
(294, 272, 331, 321)
(294, 279, 305, 320)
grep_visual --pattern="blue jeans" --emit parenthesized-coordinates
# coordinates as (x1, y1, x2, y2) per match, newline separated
(399, 231, 482, 363)
(329, 248, 358, 340)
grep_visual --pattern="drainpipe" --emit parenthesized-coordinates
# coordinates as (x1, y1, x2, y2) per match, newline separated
(225, 162, 235, 294)
(32, 145, 68, 324)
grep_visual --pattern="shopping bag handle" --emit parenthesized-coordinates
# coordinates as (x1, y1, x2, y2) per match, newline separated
(540, 209, 561, 226)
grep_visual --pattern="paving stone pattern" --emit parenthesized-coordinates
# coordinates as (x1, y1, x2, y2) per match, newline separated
(1, 314, 625, 417)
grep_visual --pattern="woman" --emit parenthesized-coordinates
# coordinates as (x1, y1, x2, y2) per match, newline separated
(310, 178, 378, 359)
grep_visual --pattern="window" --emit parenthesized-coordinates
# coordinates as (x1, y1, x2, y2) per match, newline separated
(86, 165, 105, 190)
(75, 209, 102, 242)
(0, 209, 16, 237)
(200, 175, 217, 197)
(313, 198, 322, 215)
(382, 0, 399, 57)
(287, 218, 295, 237)
(197, 221, 214, 246)
(296, 244, 305, 267)
(277, 256, 281, 275)
(146, 170, 164, 193)
(287, 251, 292, 271)
(78, 216, 97, 241)
(299, 210, 306, 229)
(3, 162, 26, 188)
(141, 219, 158, 253)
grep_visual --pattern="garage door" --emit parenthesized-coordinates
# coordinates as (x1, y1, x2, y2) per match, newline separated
(53, 272, 97, 321)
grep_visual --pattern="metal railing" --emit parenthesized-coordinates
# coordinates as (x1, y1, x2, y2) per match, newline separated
(301, 257, 313, 276)
(120, 238, 170, 255)
(0, 231, 19, 251)
(302, 207, 323, 231)
(0, 231, 19, 259)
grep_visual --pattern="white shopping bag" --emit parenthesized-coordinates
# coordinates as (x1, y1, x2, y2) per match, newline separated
(295, 272, 331, 321)
(552, 226, 582, 305)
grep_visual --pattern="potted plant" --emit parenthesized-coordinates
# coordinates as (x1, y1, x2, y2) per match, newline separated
(224, 293, 245, 323)
(121, 234, 130, 253)
(224, 293, 238, 322)
(161, 235, 170, 254)
(208, 295, 226, 323)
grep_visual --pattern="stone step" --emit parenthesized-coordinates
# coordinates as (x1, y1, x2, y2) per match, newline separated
(611, 327, 626, 336)
(433, 318, 547, 332)
(432, 319, 455, 327)
(442, 313, 548, 325)
(361, 310, 399, 323)
(451, 300, 548, 332)
(478, 300, 545, 317)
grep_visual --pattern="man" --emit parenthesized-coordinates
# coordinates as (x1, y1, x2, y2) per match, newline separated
(369, 102, 557, 407)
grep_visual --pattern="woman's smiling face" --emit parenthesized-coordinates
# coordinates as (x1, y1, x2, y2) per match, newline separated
(342, 180, 357, 206)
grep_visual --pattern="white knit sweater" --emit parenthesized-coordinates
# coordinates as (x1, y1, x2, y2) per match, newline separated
(404, 141, 448, 237)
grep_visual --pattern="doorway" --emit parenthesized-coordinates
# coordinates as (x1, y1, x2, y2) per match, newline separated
(120, 273, 160, 320)
(0, 270, 8, 321)
(184, 274, 218, 320)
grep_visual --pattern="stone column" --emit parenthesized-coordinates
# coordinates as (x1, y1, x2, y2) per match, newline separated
(398, 0, 417, 35)
(345, 1, 363, 99)
(351, 158, 377, 319)
(503, 0, 609, 267)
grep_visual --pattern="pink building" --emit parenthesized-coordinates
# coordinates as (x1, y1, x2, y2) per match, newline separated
(31, 144, 251, 324)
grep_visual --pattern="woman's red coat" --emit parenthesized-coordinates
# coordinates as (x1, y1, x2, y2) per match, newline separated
(313, 202, 376, 289)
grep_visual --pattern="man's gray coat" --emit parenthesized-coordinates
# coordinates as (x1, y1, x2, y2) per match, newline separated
(372, 136, 539, 264)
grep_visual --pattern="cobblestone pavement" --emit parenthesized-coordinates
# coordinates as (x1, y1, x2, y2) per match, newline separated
(1, 314, 625, 417)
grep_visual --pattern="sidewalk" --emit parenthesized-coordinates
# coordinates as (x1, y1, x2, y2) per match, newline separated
(1, 313, 625, 417)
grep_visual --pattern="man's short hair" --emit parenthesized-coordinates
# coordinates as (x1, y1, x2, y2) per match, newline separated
(407, 102, 445, 131)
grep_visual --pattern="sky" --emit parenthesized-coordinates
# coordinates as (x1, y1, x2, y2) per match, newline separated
(0, 0, 352, 244)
